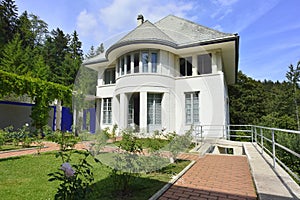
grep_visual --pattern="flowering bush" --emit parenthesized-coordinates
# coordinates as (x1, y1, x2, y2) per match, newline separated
(48, 130, 98, 200)
(48, 150, 97, 200)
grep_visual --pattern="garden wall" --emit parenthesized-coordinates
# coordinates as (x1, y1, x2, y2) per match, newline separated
(0, 101, 72, 131)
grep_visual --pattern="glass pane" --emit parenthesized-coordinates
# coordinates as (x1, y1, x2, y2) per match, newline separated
(198, 54, 211, 75)
(126, 55, 131, 74)
(180, 58, 185, 76)
(112, 69, 116, 83)
(134, 53, 139, 73)
(142, 52, 148, 72)
(120, 57, 124, 75)
(151, 53, 157, 73)
(187, 57, 192, 76)
(185, 93, 192, 124)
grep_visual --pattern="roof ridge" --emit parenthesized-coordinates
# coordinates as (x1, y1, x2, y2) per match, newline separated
(155, 14, 234, 36)
(116, 19, 175, 43)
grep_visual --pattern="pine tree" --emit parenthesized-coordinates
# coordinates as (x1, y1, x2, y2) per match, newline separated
(0, 33, 30, 75)
(286, 61, 300, 130)
(0, 0, 18, 52)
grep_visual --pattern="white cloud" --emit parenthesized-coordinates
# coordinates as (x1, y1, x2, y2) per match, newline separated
(213, 0, 239, 7)
(98, 0, 197, 32)
(213, 24, 223, 31)
(76, 9, 98, 36)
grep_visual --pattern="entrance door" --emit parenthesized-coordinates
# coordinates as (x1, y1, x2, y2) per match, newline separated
(128, 93, 140, 129)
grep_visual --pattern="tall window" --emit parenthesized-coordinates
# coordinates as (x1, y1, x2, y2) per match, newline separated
(119, 57, 125, 75)
(104, 68, 116, 84)
(147, 93, 162, 125)
(151, 52, 157, 73)
(103, 98, 112, 124)
(185, 92, 199, 124)
(142, 52, 149, 72)
(126, 55, 131, 74)
(197, 54, 212, 75)
(180, 57, 192, 76)
(134, 53, 139, 73)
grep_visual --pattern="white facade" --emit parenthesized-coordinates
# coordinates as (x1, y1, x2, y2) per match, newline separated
(84, 15, 239, 137)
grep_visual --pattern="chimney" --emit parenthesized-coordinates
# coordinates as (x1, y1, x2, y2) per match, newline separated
(137, 14, 144, 26)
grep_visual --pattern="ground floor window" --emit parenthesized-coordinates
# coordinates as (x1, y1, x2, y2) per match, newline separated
(147, 93, 162, 125)
(185, 92, 199, 124)
(103, 98, 112, 124)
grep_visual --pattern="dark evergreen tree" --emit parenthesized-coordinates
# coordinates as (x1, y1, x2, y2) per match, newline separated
(0, 0, 18, 52)
(286, 61, 300, 130)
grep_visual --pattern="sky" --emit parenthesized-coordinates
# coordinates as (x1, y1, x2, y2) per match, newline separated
(15, 0, 300, 82)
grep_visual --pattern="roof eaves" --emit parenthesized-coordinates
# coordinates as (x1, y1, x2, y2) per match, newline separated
(177, 35, 238, 49)
(83, 57, 108, 66)
(106, 39, 178, 57)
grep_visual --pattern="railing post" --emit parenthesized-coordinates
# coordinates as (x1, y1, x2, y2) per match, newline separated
(200, 125, 203, 142)
(272, 129, 276, 168)
(261, 128, 264, 155)
(255, 127, 257, 145)
(251, 125, 254, 143)
(227, 125, 230, 140)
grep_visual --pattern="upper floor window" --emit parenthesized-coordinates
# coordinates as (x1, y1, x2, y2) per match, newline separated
(197, 53, 212, 75)
(118, 50, 158, 75)
(104, 68, 116, 84)
(142, 52, 149, 72)
(151, 53, 157, 73)
(180, 57, 192, 76)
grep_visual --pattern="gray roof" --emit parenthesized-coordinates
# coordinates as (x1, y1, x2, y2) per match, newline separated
(108, 15, 235, 51)
(116, 20, 176, 46)
(155, 15, 234, 46)
(85, 15, 237, 65)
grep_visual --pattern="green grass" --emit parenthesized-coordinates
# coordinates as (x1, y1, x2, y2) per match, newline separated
(0, 151, 190, 200)
(0, 143, 39, 151)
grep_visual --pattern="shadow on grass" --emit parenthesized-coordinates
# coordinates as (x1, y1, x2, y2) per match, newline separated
(86, 173, 167, 200)
(0, 156, 21, 162)
(86, 159, 191, 200)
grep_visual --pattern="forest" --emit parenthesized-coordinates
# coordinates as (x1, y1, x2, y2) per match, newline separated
(1, 0, 300, 131)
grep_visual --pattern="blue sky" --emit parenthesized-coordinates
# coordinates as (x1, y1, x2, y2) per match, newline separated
(15, 0, 300, 81)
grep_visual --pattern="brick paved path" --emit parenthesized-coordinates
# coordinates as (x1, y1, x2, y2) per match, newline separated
(159, 154, 257, 200)
(1, 143, 257, 200)
(0, 142, 89, 159)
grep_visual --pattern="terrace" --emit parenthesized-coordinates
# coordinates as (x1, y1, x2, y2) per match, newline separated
(153, 125, 300, 199)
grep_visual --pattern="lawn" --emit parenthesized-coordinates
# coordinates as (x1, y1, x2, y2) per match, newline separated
(0, 151, 190, 200)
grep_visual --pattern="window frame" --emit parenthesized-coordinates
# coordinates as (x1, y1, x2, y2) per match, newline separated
(102, 98, 112, 124)
(147, 93, 162, 125)
(104, 68, 116, 85)
(197, 53, 212, 75)
(185, 92, 200, 124)
(118, 50, 158, 75)
(180, 57, 193, 76)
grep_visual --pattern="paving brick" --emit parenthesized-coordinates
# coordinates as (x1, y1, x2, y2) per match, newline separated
(158, 154, 257, 200)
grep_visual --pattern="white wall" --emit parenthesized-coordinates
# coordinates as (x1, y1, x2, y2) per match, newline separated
(174, 73, 226, 137)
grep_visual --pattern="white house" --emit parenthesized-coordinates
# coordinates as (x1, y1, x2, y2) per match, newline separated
(83, 15, 239, 137)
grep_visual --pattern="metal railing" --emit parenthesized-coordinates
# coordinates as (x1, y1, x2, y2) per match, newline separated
(193, 124, 300, 182)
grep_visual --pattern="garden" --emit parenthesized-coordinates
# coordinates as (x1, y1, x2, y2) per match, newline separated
(0, 125, 193, 200)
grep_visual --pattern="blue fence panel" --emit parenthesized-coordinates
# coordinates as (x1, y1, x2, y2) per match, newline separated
(61, 107, 73, 132)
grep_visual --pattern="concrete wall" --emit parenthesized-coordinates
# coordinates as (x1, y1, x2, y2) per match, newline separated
(0, 101, 54, 130)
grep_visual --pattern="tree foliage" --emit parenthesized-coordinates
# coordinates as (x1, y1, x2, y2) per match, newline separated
(229, 70, 300, 130)
(0, 70, 72, 129)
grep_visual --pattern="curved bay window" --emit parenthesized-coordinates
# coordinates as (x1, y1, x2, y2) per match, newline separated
(118, 50, 158, 76)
